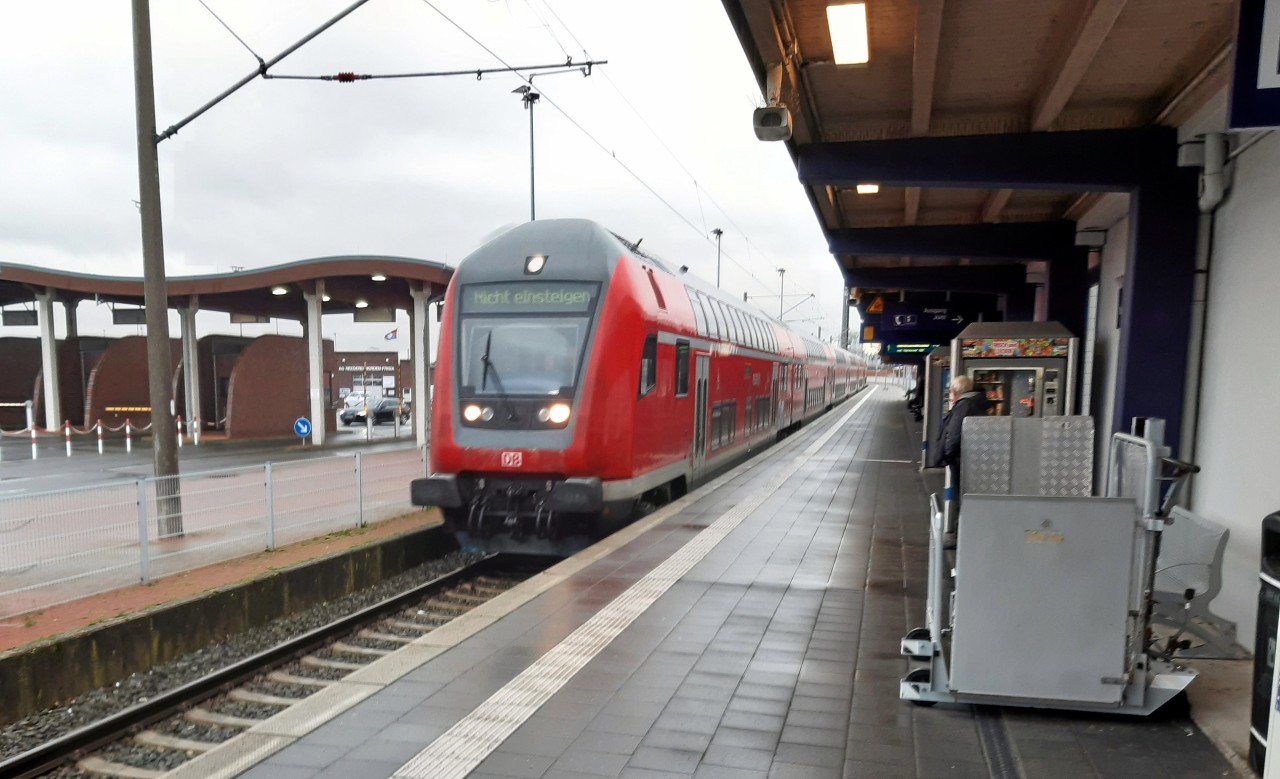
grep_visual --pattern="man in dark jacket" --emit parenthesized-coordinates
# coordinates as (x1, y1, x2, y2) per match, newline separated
(938, 376, 991, 504)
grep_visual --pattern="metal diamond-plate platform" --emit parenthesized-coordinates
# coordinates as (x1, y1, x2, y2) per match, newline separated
(1039, 417, 1094, 497)
(962, 416, 1012, 495)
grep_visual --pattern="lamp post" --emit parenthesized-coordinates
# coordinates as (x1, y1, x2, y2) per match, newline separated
(777, 268, 786, 318)
(711, 228, 723, 287)
(513, 85, 540, 222)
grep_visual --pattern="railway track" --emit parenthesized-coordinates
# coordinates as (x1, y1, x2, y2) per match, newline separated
(2, 553, 550, 779)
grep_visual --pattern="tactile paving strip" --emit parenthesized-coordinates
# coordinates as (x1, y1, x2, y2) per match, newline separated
(391, 389, 877, 779)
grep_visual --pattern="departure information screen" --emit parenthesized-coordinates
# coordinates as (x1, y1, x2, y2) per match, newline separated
(460, 282, 598, 315)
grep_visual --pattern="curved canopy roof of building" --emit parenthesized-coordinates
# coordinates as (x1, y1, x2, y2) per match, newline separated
(0, 255, 452, 320)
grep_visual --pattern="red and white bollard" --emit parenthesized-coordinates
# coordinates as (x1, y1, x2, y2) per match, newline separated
(125, 420, 133, 454)
(176, 415, 184, 448)
(30, 424, 37, 461)
(64, 420, 72, 457)
(192, 416, 201, 446)
(96, 420, 103, 455)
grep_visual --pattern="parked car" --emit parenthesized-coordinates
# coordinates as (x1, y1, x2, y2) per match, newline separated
(341, 397, 409, 426)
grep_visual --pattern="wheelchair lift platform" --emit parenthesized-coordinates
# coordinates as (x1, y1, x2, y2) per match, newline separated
(900, 416, 1200, 715)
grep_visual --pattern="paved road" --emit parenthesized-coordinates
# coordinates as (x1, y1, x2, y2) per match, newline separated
(0, 421, 423, 497)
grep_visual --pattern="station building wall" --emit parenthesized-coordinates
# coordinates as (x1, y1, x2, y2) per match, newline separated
(332, 352, 409, 403)
(1082, 92, 1280, 636)
(84, 336, 183, 428)
(58, 337, 110, 426)
(0, 338, 41, 428)
(1188, 128, 1280, 634)
(224, 335, 335, 439)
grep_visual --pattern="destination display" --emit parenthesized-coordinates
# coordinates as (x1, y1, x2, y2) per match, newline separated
(461, 282, 598, 315)
(961, 337, 1071, 358)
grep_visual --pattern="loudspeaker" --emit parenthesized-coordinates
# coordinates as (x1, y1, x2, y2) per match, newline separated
(753, 106, 792, 142)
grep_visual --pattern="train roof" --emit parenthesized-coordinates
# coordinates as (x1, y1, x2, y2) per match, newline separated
(457, 219, 864, 364)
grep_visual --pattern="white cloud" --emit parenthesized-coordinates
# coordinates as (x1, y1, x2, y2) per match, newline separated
(0, 0, 846, 344)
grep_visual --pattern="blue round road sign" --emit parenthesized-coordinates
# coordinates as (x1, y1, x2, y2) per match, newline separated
(294, 417, 312, 437)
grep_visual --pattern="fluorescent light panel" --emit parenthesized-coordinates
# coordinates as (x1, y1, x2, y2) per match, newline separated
(855, 183, 880, 195)
(827, 3, 869, 65)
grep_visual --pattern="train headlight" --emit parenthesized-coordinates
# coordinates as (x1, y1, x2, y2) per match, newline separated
(525, 254, 547, 274)
(463, 404, 482, 422)
(481, 406, 495, 422)
(547, 402, 571, 424)
(536, 407, 550, 423)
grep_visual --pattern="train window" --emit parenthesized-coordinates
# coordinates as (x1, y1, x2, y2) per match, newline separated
(675, 340, 690, 397)
(698, 294, 716, 339)
(689, 291, 707, 336)
(710, 301, 727, 341)
(639, 335, 657, 398)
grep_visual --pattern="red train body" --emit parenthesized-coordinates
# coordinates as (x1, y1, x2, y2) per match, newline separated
(411, 219, 868, 550)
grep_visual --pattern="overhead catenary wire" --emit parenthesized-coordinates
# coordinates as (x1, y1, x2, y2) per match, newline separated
(196, 0, 264, 64)
(534, 0, 830, 324)
(264, 59, 604, 82)
(413, 0, 775, 297)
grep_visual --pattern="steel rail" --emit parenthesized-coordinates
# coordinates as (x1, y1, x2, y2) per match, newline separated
(0, 551, 543, 779)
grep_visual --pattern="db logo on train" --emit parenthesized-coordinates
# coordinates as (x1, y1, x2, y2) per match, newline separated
(500, 451, 523, 468)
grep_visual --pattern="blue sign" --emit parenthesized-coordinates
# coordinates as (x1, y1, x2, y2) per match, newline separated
(293, 418, 312, 438)
(1230, 0, 1280, 129)
(880, 303, 973, 333)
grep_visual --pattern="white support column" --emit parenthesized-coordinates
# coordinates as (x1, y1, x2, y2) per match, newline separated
(35, 289, 62, 430)
(410, 286, 430, 448)
(304, 280, 326, 446)
(180, 301, 201, 442)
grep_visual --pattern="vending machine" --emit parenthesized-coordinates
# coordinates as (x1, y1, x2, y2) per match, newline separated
(950, 322, 1078, 418)
(921, 346, 951, 468)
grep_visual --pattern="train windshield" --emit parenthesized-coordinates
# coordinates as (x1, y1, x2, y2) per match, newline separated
(456, 281, 600, 397)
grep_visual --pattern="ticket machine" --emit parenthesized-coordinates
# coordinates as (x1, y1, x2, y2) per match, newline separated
(950, 322, 1078, 418)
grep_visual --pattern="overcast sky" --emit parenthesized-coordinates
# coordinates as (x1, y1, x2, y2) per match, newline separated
(1, 0, 847, 354)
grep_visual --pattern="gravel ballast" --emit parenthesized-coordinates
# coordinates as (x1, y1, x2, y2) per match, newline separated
(0, 549, 486, 762)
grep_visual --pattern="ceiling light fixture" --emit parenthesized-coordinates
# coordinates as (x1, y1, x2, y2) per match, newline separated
(321, 293, 331, 302)
(271, 285, 288, 296)
(827, 3, 870, 65)
(354, 299, 369, 309)
(371, 273, 387, 282)
(855, 183, 880, 195)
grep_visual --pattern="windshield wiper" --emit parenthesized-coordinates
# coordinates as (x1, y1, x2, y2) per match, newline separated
(479, 332, 517, 421)
(481, 332, 494, 391)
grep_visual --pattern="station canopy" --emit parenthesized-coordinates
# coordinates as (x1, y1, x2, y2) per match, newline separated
(0, 255, 452, 320)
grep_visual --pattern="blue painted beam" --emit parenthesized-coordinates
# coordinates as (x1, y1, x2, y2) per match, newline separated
(829, 221, 1076, 260)
(798, 128, 1174, 191)
(1113, 168, 1199, 451)
(1047, 246, 1090, 343)
(844, 265, 1028, 295)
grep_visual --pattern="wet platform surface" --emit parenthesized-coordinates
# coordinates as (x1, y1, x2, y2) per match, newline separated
(239, 385, 1239, 778)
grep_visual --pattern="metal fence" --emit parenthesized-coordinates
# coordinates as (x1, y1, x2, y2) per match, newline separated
(0, 446, 428, 621)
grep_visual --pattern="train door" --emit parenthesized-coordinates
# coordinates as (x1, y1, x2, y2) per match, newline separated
(777, 364, 789, 428)
(771, 364, 780, 432)
(693, 354, 710, 473)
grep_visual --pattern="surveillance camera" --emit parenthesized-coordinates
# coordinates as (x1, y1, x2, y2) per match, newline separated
(753, 106, 792, 142)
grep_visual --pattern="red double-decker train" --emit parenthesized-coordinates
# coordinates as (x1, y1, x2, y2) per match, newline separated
(411, 219, 868, 551)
